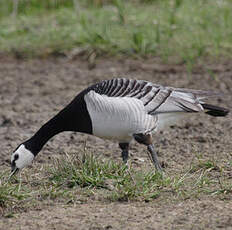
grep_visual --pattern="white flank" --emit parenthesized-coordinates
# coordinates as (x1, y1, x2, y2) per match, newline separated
(85, 91, 157, 142)
(11, 144, 34, 169)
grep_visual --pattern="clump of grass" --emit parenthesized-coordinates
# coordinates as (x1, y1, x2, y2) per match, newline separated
(48, 152, 167, 201)
(0, 171, 31, 215)
(111, 169, 167, 201)
(131, 29, 156, 55)
(113, 0, 125, 24)
(49, 152, 127, 189)
(189, 159, 220, 173)
(0, 0, 74, 18)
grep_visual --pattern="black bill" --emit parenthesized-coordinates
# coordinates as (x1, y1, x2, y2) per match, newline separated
(9, 167, 19, 178)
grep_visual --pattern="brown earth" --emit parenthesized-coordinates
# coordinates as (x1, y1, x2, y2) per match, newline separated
(0, 56, 232, 229)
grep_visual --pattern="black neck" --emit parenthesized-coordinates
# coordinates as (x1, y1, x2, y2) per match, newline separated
(24, 114, 65, 155)
(24, 92, 92, 156)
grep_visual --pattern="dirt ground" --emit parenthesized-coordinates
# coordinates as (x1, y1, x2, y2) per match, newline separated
(0, 56, 232, 229)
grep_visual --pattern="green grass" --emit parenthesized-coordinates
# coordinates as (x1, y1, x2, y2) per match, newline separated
(0, 151, 231, 217)
(48, 153, 166, 201)
(0, 172, 31, 213)
(0, 0, 232, 65)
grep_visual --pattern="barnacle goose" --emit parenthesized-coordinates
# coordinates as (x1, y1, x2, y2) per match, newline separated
(10, 78, 229, 175)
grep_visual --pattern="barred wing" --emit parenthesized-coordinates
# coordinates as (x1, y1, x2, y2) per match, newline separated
(92, 78, 220, 115)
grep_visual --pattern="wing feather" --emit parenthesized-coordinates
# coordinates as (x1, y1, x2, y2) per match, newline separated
(91, 78, 220, 115)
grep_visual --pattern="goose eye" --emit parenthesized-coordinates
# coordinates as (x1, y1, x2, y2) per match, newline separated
(14, 154, 19, 161)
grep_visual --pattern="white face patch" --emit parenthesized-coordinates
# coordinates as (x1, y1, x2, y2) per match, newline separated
(11, 144, 34, 169)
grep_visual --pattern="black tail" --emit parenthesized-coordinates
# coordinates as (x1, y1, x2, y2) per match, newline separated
(202, 103, 229, 117)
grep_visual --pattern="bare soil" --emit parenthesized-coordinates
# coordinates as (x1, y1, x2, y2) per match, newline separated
(0, 56, 232, 229)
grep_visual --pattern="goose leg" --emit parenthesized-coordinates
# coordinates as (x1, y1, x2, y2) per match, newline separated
(119, 143, 129, 164)
(133, 133, 162, 172)
(147, 144, 162, 172)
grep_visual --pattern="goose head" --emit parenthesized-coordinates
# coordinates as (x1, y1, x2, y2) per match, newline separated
(10, 144, 34, 176)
